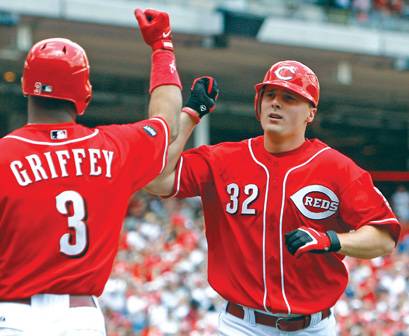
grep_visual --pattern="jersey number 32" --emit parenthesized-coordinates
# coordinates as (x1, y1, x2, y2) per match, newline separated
(226, 183, 258, 215)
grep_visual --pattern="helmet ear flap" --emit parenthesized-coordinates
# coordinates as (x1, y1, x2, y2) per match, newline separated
(254, 86, 266, 121)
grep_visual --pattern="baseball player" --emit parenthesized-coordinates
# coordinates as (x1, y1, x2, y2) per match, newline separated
(146, 61, 401, 335)
(0, 8, 182, 336)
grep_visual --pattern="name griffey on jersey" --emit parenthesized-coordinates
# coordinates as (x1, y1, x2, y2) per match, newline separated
(9, 148, 114, 187)
(290, 184, 339, 220)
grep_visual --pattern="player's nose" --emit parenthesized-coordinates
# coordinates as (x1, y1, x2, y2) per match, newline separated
(270, 94, 282, 109)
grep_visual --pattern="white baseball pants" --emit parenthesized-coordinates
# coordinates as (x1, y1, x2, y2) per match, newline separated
(0, 294, 106, 336)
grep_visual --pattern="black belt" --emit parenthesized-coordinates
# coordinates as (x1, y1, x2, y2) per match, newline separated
(226, 301, 331, 332)
(0, 295, 96, 308)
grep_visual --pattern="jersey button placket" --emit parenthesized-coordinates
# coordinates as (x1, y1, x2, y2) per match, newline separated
(266, 159, 281, 311)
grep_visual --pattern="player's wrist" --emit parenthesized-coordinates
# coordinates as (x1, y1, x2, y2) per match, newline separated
(182, 107, 201, 124)
(326, 230, 341, 252)
(151, 39, 174, 52)
(149, 50, 182, 93)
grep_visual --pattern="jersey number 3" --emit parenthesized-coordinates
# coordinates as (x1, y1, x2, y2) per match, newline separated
(56, 190, 88, 257)
(226, 183, 258, 215)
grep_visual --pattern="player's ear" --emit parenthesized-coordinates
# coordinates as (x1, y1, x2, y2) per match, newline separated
(306, 106, 317, 124)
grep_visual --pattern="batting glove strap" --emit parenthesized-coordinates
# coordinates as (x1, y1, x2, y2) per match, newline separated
(285, 226, 340, 257)
(182, 107, 201, 124)
(326, 230, 341, 252)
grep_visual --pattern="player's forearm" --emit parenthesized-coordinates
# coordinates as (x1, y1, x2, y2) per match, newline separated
(146, 76, 218, 196)
(149, 85, 182, 141)
(135, 9, 182, 141)
(337, 225, 395, 259)
(165, 111, 196, 173)
(145, 111, 196, 196)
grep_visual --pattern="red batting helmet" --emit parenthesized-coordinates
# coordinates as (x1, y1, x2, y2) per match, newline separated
(254, 60, 319, 119)
(22, 38, 92, 115)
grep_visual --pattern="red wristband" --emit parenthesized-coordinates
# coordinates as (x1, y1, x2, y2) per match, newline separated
(182, 107, 201, 124)
(149, 50, 182, 93)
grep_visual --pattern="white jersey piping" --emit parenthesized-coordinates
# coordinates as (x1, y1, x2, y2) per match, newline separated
(150, 117, 169, 174)
(4, 130, 99, 146)
(168, 156, 184, 198)
(368, 218, 399, 224)
(248, 138, 271, 312)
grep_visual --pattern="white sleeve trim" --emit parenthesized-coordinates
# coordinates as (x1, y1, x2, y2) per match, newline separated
(368, 218, 399, 224)
(168, 156, 184, 198)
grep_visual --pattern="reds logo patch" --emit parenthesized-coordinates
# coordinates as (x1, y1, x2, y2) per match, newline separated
(290, 185, 339, 220)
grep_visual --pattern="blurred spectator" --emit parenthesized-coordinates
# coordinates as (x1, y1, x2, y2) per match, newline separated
(391, 185, 409, 224)
(334, 0, 352, 9)
(352, 0, 372, 22)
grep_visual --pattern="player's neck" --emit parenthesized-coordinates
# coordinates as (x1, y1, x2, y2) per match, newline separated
(27, 97, 76, 124)
(27, 112, 76, 124)
(27, 101, 76, 124)
(263, 133, 306, 154)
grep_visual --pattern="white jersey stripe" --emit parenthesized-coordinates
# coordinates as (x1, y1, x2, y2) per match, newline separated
(368, 218, 399, 224)
(150, 117, 169, 174)
(4, 130, 99, 146)
(279, 146, 331, 314)
(248, 138, 271, 313)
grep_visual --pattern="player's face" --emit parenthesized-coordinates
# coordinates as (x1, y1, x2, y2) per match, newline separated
(259, 86, 316, 138)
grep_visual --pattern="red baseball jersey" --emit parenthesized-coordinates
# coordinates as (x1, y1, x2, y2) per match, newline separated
(169, 136, 400, 315)
(0, 118, 169, 299)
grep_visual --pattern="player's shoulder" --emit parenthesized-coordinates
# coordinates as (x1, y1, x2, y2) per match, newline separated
(0, 126, 27, 145)
(0, 128, 26, 161)
(185, 138, 249, 157)
(311, 138, 365, 173)
(97, 118, 167, 137)
(212, 138, 249, 152)
(312, 139, 352, 162)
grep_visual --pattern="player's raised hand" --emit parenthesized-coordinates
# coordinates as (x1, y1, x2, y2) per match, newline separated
(285, 226, 341, 258)
(134, 8, 173, 51)
(182, 76, 219, 124)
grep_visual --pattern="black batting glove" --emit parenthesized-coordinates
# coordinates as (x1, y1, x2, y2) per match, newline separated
(182, 76, 219, 124)
(285, 226, 341, 258)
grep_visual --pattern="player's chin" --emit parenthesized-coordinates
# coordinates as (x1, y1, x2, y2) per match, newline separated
(261, 122, 283, 134)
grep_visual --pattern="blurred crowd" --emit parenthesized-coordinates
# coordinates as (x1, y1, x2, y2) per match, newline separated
(100, 185, 409, 336)
(323, 0, 405, 13)
(321, 0, 409, 25)
(279, 0, 408, 16)
(148, 0, 409, 27)
(285, 0, 409, 29)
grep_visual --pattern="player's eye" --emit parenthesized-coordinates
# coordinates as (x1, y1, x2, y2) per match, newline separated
(283, 93, 297, 102)
(283, 93, 297, 100)
(265, 90, 276, 98)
